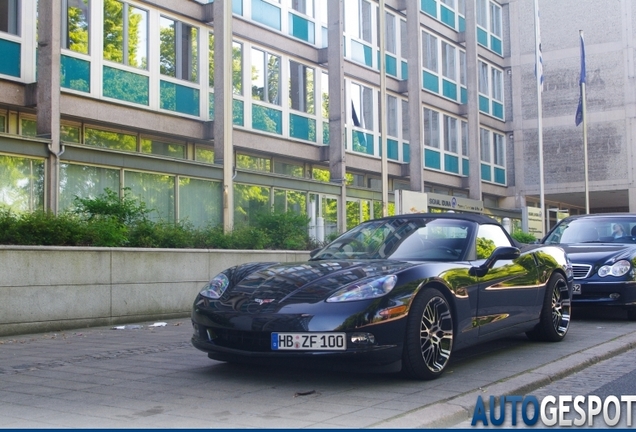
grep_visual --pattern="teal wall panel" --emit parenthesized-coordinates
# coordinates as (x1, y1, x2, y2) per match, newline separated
(0, 39, 20, 77)
(494, 167, 506, 185)
(61, 55, 89, 92)
(252, 105, 282, 134)
(442, 79, 457, 100)
(444, 154, 459, 174)
(103, 66, 149, 105)
(425, 148, 441, 170)
(424, 71, 439, 93)
(252, 0, 281, 30)
(160, 80, 200, 116)
(481, 163, 491, 181)
(290, 113, 316, 142)
(422, 0, 437, 18)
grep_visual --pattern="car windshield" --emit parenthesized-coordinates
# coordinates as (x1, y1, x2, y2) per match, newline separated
(543, 217, 636, 244)
(310, 217, 474, 261)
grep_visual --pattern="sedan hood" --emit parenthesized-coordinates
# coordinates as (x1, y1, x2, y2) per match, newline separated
(558, 243, 634, 265)
(220, 260, 417, 307)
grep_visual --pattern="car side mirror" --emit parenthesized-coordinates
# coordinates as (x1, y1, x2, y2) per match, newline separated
(309, 248, 321, 258)
(469, 246, 521, 277)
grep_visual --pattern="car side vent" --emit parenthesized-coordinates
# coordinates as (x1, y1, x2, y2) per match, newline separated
(572, 264, 592, 279)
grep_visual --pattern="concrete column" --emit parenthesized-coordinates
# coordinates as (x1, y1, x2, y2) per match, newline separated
(213, 0, 234, 233)
(465, 0, 482, 201)
(37, 0, 62, 214)
(406, 0, 424, 192)
(327, 0, 347, 233)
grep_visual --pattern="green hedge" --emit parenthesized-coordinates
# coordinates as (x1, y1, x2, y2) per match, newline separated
(0, 189, 316, 250)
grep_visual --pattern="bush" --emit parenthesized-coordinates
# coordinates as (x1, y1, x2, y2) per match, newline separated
(511, 230, 538, 244)
(0, 190, 316, 250)
(253, 211, 310, 250)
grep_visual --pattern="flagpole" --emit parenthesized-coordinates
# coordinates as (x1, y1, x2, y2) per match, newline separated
(580, 30, 590, 214)
(534, 0, 546, 232)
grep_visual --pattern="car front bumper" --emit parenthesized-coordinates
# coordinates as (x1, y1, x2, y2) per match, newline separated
(571, 280, 636, 307)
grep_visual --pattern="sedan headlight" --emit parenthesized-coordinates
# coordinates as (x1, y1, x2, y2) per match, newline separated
(200, 273, 230, 299)
(326, 275, 398, 302)
(598, 260, 631, 277)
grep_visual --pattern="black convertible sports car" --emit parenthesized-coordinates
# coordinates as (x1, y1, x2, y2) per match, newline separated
(192, 213, 572, 380)
(541, 213, 636, 320)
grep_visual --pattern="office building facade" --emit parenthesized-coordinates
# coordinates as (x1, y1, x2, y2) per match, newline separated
(0, 0, 572, 239)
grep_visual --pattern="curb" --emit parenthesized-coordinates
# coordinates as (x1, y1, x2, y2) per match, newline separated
(370, 331, 636, 428)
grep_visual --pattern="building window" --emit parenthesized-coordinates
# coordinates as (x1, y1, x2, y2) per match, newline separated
(493, 132, 505, 166)
(476, 0, 487, 28)
(345, 0, 372, 44)
(159, 16, 198, 82)
(387, 95, 397, 138)
(141, 138, 186, 159)
(85, 127, 137, 151)
(423, 31, 438, 71)
(424, 108, 439, 149)
(103, 0, 148, 70)
(478, 61, 489, 94)
(0, 0, 19, 35)
(480, 128, 490, 162)
(492, 68, 503, 102)
(385, 12, 396, 55)
(232, 41, 243, 95)
(490, 2, 502, 37)
(289, 0, 314, 17)
(0, 154, 44, 212)
(351, 82, 374, 131)
(288, 60, 314, 114)
(442, 42, 456, 81)
(459, 50, 466, 86)
(443, 115, 457, 153)
(401, 99, 409, 142)
(63, 0, 90, 54)
(236, 153, 271, 172)
(251, 48, 280, 105)
(461, 121, 468, 156)
(274, 160, 304, 178)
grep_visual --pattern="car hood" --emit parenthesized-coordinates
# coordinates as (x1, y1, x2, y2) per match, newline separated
(219, 259, 418, 307)
(557, 243, 635, 265)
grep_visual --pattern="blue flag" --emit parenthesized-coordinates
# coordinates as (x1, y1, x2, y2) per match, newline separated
(575, 32, 586, 126)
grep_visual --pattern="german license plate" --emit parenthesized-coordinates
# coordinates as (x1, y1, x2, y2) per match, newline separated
(271, 332, 346, 350)
(573, 284, 581, 295)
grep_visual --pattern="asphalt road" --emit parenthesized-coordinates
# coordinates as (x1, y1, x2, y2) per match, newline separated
(1, 308, 635, 428)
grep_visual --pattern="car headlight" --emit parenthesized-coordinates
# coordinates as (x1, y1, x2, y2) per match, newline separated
(200, 273, 230, 299)
(598, 260, 631, 277)
(326, 275, 398, 302)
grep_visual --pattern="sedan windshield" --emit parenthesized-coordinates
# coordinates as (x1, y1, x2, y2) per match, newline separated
(544, 217, 636, 244)
(311, 217, 474, 261)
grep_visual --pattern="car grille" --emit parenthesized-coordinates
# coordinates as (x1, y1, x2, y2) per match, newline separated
(206, 327, 271, 352)
(572, 264, 592, 279)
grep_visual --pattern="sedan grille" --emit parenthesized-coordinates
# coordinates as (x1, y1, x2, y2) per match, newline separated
(572, 264, 592, 279)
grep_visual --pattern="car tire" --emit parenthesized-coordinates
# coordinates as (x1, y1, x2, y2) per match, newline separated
(401, 287, 454, 380)
(627, 308, 636, 321)
(526, 272, 571, 342)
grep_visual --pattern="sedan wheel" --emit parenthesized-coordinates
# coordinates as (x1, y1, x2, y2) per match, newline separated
(526, 273, 571, 342)
(402, 288, 454, 380)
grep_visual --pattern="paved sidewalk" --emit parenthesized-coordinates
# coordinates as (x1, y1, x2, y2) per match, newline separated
(1, 310, 635, 428)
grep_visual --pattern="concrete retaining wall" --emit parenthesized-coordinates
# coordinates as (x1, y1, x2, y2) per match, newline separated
(0, 246, 310, 336)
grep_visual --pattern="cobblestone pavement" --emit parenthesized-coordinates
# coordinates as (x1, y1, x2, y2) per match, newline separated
(452, 348, 636, 429)
(1, 309, 635, 428)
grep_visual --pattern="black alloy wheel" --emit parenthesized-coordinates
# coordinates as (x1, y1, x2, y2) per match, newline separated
(526, 272, 571, 342)
(402, 287, 454, 380)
